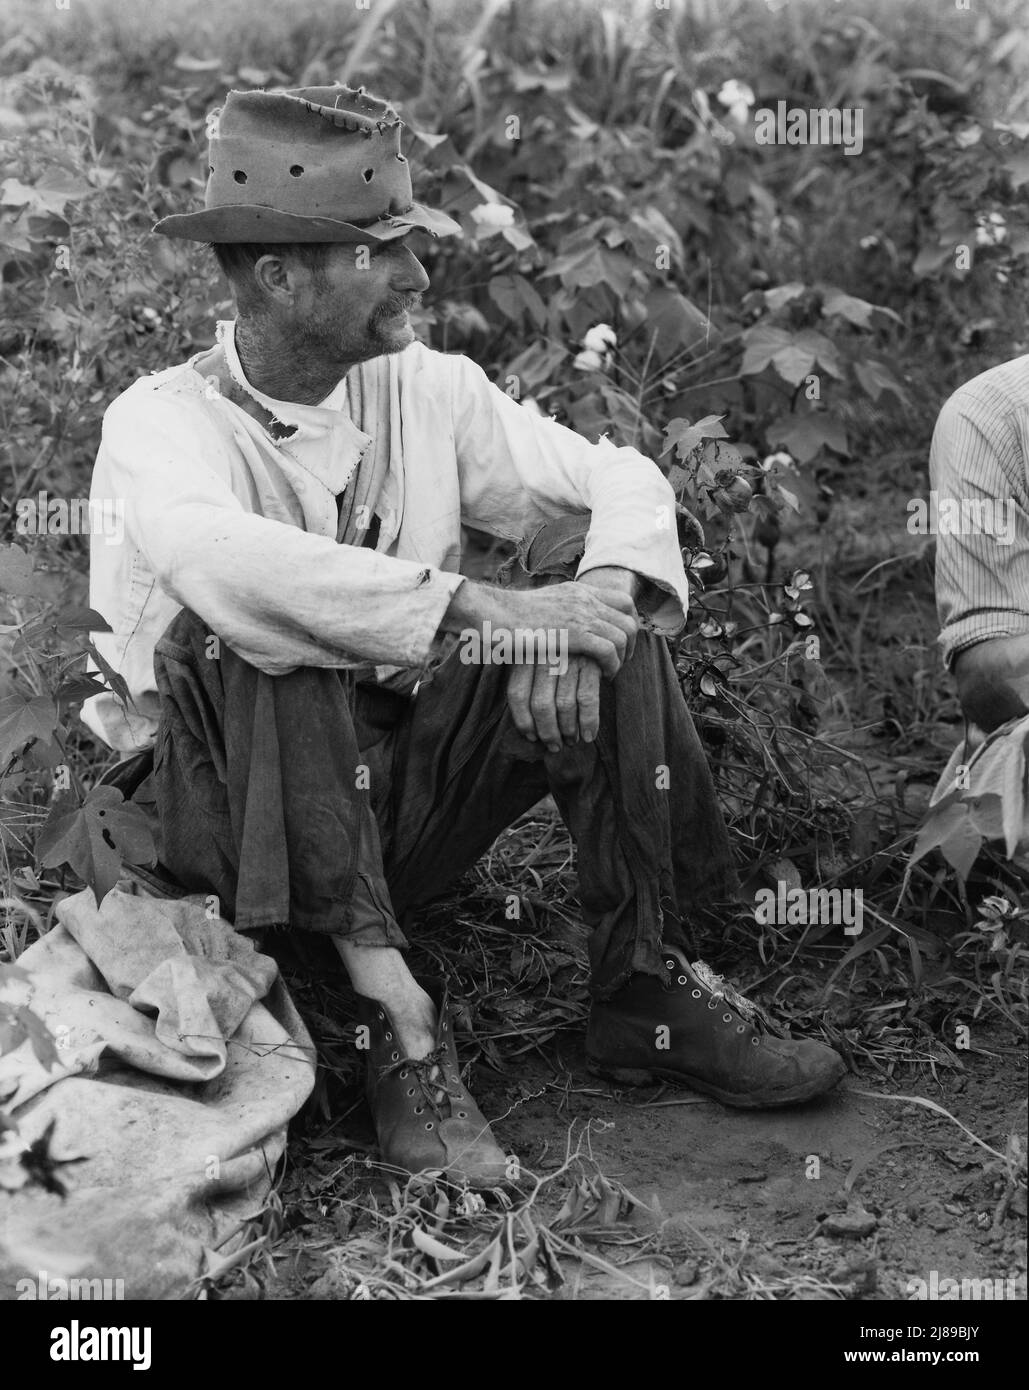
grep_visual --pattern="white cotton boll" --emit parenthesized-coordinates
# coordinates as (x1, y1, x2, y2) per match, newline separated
(717, 79, 755, 125)
(975, 211, 1007, 247)
(470, 202, 515, 229)
(573, 349, 606, 371)
(581, 323, 617, 353)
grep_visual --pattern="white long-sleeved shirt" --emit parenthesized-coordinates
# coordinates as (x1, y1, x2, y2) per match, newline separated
(84, 325, 692, 751)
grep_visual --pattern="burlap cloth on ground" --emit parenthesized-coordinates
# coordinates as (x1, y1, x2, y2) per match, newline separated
(0, 880, 315, 1300)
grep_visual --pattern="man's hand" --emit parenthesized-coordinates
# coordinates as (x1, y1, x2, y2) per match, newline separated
(439, 567, 643, 751)
(503, 567, 644, 752)
(953, 634, 1029, 734)
(506, 654, 602, 751)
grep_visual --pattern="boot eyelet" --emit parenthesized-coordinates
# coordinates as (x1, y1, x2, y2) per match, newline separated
(457, 1110, 467, 1118)
(665, 959, 676, 971)
(391, 1050, 400, 1061)
(385, 1031, 393, 1041)
(751, 1037, 760, 1046)
(677, 975, 688, 985)
(736, 1024, 746, 1034)
(707, 1000, 717, 1010)
(691, 989, 702, 999)
(442, 1021, 448, 1031)
(723, 1012, 733, 1024)
(378, 1012, 385, 1020)
(414, 1105, 424, 1114)
(406, 1088, 416, 1097)
(399, 1070, 408, 1079)
(425, 1122, 434, 1131)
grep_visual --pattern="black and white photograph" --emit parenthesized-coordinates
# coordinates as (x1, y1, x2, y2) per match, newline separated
(0, 0, 1025, 1350)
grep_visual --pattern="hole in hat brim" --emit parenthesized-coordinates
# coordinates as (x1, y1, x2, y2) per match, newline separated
(362, 168, 375, 182)
(289, 165, 304, 177)
(233, 170, 247, 184)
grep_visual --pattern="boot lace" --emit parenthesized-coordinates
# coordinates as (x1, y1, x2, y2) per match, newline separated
(670, 949, 788, 1038)
(380, 1047, 464, 1116)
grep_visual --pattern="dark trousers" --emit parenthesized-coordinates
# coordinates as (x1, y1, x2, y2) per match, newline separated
(142, 607, 736, 1000)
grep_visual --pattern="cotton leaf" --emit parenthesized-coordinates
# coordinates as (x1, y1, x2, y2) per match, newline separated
(854, 359, 908, 405)
(50, 607, 113, 633)
(766, 413, 849, 463)
(762, 282, 806, 312)
(36, 785, 157, 906)
(820, 291, 876, 327)
(0, 695, 60, 767)
(84, 640, 133, 708)
(910, 803, 983, 882)
(661, 414, 727, 459)
(740, 323, 796, 377)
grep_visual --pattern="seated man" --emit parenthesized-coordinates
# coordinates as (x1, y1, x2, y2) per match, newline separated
(85, 84, 844, 1188)
(930, 353, 1029, 733)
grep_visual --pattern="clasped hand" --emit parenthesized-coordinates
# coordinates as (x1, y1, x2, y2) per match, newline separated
(504, 568, 640, 752)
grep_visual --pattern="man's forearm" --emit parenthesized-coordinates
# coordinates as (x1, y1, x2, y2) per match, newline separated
(438, 578, 502, 635)
(438, 567, 643, 638)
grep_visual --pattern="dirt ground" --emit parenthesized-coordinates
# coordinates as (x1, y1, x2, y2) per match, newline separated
(472, 1030, 1026, 1299)
(264, 1015, 1026, 1302)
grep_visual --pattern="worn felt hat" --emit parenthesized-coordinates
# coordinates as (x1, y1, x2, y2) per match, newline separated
(153, 84, 462, 243)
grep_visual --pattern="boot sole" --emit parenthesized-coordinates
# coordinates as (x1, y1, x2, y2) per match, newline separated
(586, 1060, 845, 1110)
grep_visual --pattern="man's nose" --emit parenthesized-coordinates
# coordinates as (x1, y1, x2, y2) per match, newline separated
(393, 247, 430, 292)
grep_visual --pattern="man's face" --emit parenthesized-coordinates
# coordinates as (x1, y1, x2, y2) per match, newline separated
(287, 235, 431, 364)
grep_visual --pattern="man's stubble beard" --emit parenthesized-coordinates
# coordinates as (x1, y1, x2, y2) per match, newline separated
(300, 298, 413, 364)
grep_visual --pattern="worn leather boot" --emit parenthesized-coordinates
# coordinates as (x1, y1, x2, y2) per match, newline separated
(587, 948, 845, 1108)
(355, 978, 509, 1188)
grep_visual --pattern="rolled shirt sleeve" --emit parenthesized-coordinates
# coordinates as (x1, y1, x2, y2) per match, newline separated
(929, 360, 1029, 670)
(447, 354, 692, 634)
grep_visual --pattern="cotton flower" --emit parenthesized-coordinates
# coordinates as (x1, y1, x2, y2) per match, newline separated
(469, 202, 515, 230)
(581, 323, 617, 354)
(954, 124, 982, 148)
(717, 79, 755, 126)
(761, 450, 794, 471)
(975, 211, 1007, 247)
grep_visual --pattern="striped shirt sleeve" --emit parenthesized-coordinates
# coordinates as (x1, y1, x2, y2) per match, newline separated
(929, 354, 1029, 669)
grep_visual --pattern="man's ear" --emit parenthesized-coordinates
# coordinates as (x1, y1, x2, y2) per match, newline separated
(251, 253, 294, 306)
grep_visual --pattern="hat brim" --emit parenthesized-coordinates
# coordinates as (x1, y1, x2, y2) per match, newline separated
(152, 200, 462, 243)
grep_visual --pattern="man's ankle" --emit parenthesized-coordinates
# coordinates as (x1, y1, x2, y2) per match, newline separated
(332, 940, 438, 1058)
(382, 989, 438, 1060)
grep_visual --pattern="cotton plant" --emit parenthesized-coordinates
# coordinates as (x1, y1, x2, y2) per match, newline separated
(573, 323, 617, 372)
(717, 79, 755, 127)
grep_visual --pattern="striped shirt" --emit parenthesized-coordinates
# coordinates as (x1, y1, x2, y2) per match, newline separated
(929, 354, 1029, 669)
